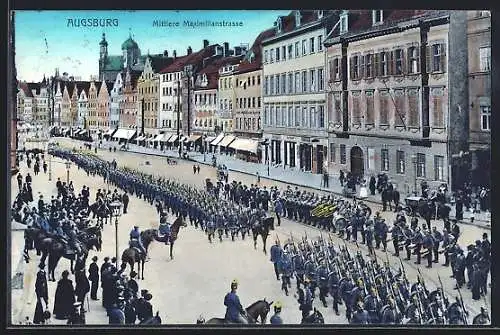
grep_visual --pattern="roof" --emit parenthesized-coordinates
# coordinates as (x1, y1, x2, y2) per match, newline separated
(194, 55, 242, 90)
(27, 82, 41, 96)
(74, 81, 91, 96)
(147, 55, 174, 73)
(236, 28, 276, 74)
(19, 82, 34, 97)
(124, 70, 142, 90)
(159, 55, 190, 74)
(103, 55, 123, 72)
(159, 44, 218, 74)
(324, 10, 445, 44)
(122, 36, 139, 50)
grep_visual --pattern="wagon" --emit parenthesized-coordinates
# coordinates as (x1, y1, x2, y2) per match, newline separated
(404, 196, 426, 217)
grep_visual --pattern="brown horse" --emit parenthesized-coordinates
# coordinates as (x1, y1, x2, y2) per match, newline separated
(121, 228, 158, 280)
(199, 299, 273, 325)
(154, 216, 187, 260)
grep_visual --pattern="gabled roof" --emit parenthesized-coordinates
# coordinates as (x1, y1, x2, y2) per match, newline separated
(19, 82, 33, 97)
(74, 81, 91, 96)
(195, 55, 242, 91)
(159, 44, 218, 74)
(147, 55, 174, 73)
(106, 82, 114, 94)
(27, 82, 41, 96)
(159, 55, 190, 74)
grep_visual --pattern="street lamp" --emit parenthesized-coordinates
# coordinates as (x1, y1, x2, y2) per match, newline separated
(411, 154, 417, 195)
(183, 65, 193, 142)
(109, 201, 123, 262)
(65, 160, 71, 184)
(176, 80, 182, 158)
(203, 134, 207, 162)
(261, 138, 270, 176)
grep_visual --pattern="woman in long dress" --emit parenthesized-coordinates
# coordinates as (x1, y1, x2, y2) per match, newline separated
(53, 270, 76, 320)
(359, 179, 368, 199)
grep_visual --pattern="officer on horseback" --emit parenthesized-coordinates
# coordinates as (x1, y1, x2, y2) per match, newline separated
(129, 226, 147, 259)
(224, 279, 247, 324)
(158, 216, 171, 245)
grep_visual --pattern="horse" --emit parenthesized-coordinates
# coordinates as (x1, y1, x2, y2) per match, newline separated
(252, 217, 273, 255)
(301, 308, 325, 324)
(153, 216, 187, 260)
(89, 201, 110, 226)
(24, 227, 54, 262)
(199, 299, 273, 325)
(139, 311, 162, 325)
(121, 228, 158, 280)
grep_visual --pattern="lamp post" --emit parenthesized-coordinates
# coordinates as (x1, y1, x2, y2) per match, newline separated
(176, 80, 182, 158)
(411, 154, 417, 195)
(109, 201, 123, 262)
(65, 160, 71, 184)
(203, 134, 207, 162)
(184, 65, 193, 142)
(261, 138, 270, 176)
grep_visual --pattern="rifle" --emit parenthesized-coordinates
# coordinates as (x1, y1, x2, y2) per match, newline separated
(456, 285, 469, 325)
(437, 274, 449, 310)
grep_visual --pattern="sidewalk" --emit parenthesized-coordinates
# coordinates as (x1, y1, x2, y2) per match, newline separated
(76, 139, 491, 229)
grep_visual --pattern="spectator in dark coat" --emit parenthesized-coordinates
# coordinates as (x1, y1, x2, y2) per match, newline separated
(369, 176, 376, 195)
(88, 256, 99, 300)
(33, 264, 49, 324)
(75, 268, 90, 306)
(122, 192, 129, 214)
(53, 270, 75, 320)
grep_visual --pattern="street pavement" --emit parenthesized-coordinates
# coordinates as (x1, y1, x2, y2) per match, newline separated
(70, 138, 490, 229)
(8, 138, 486, 325)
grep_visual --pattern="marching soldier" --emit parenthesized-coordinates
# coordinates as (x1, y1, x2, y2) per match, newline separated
(431, 226, 443, 263)
(350, 301, 369, 324)
(374, 215, 382, 249)
(365, 221, 375, 257)
(292, 252, 305, 290)
(472, 307, 490, 325)
(422, 230, 434, 268)
(278, 250, 293, 296)
(391, 222, 402, 257)
(364, 287, 382, 324)
(413, 227, 423, 265)
(315, 259, 329, 308)
(297, 279, 313, 321)
(379, 218, 389, 252)
(441, 229, 455, 266)
(380, 297, 401, 324)
(328, 270, 341, 316)
(305, 255, 317, 296)
(340, 274, 355, 321)
(270, 240, 283, 281)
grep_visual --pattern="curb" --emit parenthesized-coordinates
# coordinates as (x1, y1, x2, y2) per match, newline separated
(88, 144, 492, 230)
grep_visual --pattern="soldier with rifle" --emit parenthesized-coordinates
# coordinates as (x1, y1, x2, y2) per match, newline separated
(431, 226, 443, 263)
(422, 230, 434, 268)
(364, 286, 382, 324)
(380, 296, 402, 324)
(315, 259, 329, 308)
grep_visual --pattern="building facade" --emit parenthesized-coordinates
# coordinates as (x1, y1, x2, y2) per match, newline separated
(17, 82, 33, 123)
(159, 52, 186, 132)
(193, 72, 218, 135)
(217, 65, 237, 133)
(120, 69, 140, 128)
(324, 10, 473, 192)
(87, 81, 99, 130)
(34, 82, 50, 127)
(467, 10, 491, 187)
(110, 73, 123, 129)
(262, 10, 334, 173)
(97, 80, 113, 128)
(77, 84, 89, 128)
(61, 84, 72, 126)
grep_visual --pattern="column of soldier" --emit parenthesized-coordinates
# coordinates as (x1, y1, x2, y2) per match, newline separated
(49, 147, 491, 325)
(269, 231, 490, 325)
(14, 153, 157, 325)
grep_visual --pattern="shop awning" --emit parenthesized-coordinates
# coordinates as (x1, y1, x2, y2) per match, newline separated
(180, 135, 188, 142)
(167, 135, 179, 143)
(229, 138, 260, 154)
(210, 133, 225, 146)
(205, 136, 216, 143)
(162, 134, 173, 142)
(113, 128, 136, 140)
(218, 135, 236, 148)
(105, 128, 116, 136)
(153, 134, 165, 142)
(77, 129, 87, 135)
(135, 136, 145, 141)
(186, 135, 202, 143)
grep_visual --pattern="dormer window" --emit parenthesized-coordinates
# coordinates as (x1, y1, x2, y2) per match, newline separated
(295, 11, 301, 27)
(372, 10, 383, 25)
(340, 12, 348, 34)
(277, 17, 282, 33)
(317, 10, 324, 19)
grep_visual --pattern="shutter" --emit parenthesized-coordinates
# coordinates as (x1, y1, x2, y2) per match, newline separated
(426, 45, 432, 73)
(440, 43, 447, 73)
(360, 55, 365, 79)
(401, 49, 407, 74)
(374, 53, 380, 77)
(329, 59, 335, 80)
(407, 48, 412, 74)
(416, 47, 421, 73)
(339, 58, 344, 81)
(349, 57, 353, 80)
(389, 51, 395, 75)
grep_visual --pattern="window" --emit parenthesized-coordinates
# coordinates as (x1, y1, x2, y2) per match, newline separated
(340, 144, 346, 164)
(417, 153, 426, 177)
(329, 143, 336, 162)
(275, 75, 280, 94)
(481, 105, 491, 130)
(310, 37, 315, 53)
(395, 49, 404, 75)
(281, 74, 286, 94)
(282, 46, 286, 61)
(318, 68, 324, 91)
(288, 45, 293, 59)
(288, 107, 293, 126)
(340, 14, 348, 33)
(318, 35, 323, 51)
(295, 106, 301, 126)
(318, 105, 325, 128)
(258, 97, 261, 107)
(351, 55, 359, 80)
(365, 54, 373, 78)
(277, 106, 282, 126)
(295, 72, 300, 93)
(264, 106, 268, 125)
(310, 107, 316, 128)
(408, 88, 419, 127)
(310, 69, 316, 92)
(380, 52, 388, 76)
(431, 87, 444, 127)
(333, 93, 342, 123)
(434, 155, 444, 181)
(431, 44, 446, 72)
(276, 47, 280, 62)
(365, 90, 374, 124)
(270, 75, 274, 95)
(295, 42, 300, 57)
(352, 91, 361, 124)
(408, 47, 420, 74)
(333, 58, 341, 81)
(302, 71, 307, 93)
(288, 73, 293, 93)
(270, 48, 274, 63)
(270, 106, 275, 125)
(480, 47, 491, 72)
(396, 150, 405, 174)
(381, 149, 389, 171)
(303, 107, 308, 127)
(252, 97, 256, 108)
(373, 10, 383, 24)
(302, 40, 307, 56)
(394, 89, 405, 127)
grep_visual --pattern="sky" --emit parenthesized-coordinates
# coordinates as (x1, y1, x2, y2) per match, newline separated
(15, 10, 291, 82)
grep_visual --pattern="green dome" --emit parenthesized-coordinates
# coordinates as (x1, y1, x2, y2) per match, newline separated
(121, 36, 138, 50)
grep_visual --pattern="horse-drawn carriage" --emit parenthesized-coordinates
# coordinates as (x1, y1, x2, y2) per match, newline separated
(404, 196, 451, 220)
(404, 196, 426, 217)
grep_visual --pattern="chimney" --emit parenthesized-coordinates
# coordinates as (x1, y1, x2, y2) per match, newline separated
(223, 42, 229, 57)
(203, 39, 209, 48)
(163, 50, 169, 57)
(187, 46, 192, 55)
(173, 50, 177, 59)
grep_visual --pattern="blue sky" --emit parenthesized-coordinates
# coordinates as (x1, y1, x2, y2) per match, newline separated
(15, 10, 291, 82)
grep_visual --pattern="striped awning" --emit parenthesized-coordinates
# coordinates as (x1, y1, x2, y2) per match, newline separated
(113, 128, 136, 140)
(167, 135, 179, 143)
(205, 136, 216, 143)
(228, 138, 260, 154)
(135, 136, 145, 141)
(153, 134, 164, 142)
(210, 133, 225, 146)
(218, 135, 236, 148)
(186, 135, 202, 143)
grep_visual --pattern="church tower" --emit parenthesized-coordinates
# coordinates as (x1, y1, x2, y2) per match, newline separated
(99, 33, 108, 80)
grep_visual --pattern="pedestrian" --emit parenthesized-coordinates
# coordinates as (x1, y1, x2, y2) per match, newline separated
(88, 256, 99, 300)
(339, 170, 345, 187)
(33, 264, 49, 324)
(53, 270, 75, 320)
(369, 176, 376, 195)
(323, 172, 329, 188)
(193, 164, 197, 174)
(471, 264, 481, 300)
(256, 172, 260, 184)
(43, 161, 47, 174)
(274, 199, 283, 227)
(122, 192, 129, 214)
(196, 165, 200, 174)
(75, 268, 90, 307)
(270, 240, 283, 281)
(17, 173, 23, 190)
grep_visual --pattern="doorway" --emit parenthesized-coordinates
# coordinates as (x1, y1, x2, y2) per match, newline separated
(350, 146, 364, 180)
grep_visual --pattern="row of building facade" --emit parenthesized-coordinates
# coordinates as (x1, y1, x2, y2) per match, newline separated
(16, 10, 490, 191)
